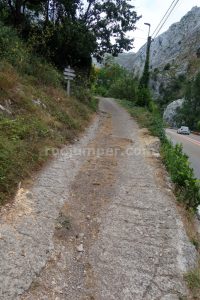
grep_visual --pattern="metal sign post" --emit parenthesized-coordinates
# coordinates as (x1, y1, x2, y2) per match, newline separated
(64, 66, 76, 97)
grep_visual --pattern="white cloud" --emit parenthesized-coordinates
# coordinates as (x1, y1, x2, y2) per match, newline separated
(130, 0, 200, 51)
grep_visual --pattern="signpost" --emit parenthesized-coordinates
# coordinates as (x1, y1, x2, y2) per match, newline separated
(64, 66, 76, 97)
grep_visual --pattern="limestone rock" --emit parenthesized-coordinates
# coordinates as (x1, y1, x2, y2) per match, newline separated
(0, 104, 11, 115)
(76, 244, 84, 252)
(163, 99, 184, 127)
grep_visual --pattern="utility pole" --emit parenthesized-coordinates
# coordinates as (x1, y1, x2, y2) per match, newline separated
(139, 23, 151, 89)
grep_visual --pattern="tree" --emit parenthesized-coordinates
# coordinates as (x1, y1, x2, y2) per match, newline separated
(0, 0, 140, 70)
(139, 36, 151, 89)
(176, 72, 200, 130)
(83, 0, 140, 60)
(2, 0, 45, 25)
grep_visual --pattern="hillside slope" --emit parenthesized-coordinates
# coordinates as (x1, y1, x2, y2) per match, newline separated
(0, 25, 96, 204)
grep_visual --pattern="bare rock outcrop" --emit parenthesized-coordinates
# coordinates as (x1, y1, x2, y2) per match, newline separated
(163, 99, 184, 127)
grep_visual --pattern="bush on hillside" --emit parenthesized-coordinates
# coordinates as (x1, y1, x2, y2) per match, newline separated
(0, 23, 61, 87)
(0, 22, 28, 67)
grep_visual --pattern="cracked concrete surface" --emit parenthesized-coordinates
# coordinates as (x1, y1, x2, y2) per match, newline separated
(0, 117, 99, 300)
(0, 98, 197, 300)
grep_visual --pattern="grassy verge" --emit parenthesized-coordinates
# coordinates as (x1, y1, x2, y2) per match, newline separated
(118, 99, 200, 298)
(118, 99, 200, 211)
(184, 268, 200, 299)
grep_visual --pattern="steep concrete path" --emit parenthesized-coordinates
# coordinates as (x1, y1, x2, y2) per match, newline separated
(0, 98, 197, 300)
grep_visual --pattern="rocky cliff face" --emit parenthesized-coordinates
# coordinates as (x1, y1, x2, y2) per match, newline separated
(132, 6, 200, 77)
(163, 99, 184, 127)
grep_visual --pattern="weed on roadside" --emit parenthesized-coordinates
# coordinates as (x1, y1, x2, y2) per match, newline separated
(57, 213, 71, 230)
(191, 238, 200, 251)
(184, 268, 200, 298)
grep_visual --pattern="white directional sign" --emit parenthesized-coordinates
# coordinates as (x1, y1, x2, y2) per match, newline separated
(64, 69, 76, 78)
(64, 66, 76, 96)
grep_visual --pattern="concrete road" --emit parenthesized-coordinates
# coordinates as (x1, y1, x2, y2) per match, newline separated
(20, 98, 196, 300)
(166, 129, 200, 179)
(0, 99, 196, 300)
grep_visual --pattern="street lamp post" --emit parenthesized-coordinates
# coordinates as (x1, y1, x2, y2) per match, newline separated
(144, 22, 151, 39)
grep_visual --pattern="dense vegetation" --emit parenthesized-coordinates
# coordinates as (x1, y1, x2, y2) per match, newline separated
(94, 61, 137, 101)
(0, 0, 140, 70)
(152, 65, 200, 130)
(176, 72, 200, 130)
(94, 58, 152, 107)
(157, 74, 187, 108)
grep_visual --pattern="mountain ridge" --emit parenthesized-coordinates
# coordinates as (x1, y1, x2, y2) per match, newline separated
(136, 6, 200, 74)
(117, 6, 200, 78)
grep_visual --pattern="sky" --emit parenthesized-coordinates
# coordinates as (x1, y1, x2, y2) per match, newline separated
(130, 0, 200, 52)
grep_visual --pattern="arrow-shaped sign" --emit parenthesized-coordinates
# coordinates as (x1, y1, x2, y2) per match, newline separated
(64, 67, 75, 73)
(64, 72, 76, 78)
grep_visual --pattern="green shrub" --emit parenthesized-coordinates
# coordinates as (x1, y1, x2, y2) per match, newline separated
(0, 116, 51, 141)
(94, 62, 138, 101)
(108, 76, 138, 101)
(148, 100, 158, 113)
(0, 22, 62, 88)
(94, 85, 108, 97)
(24, 57, 62, 87)
(184, 269, 200, 291)
(0, 23, 28, 69)
(161, 142, 200, 210)
(137, 87, 152, 107)
(163, 63, 171, 71)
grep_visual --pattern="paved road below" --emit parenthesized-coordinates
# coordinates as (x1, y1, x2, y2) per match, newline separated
(0, 99, 197, 300)
(166, 129, 200, 179)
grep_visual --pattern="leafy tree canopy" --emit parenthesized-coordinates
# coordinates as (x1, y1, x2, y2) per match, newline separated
(0, 0, 140, 69)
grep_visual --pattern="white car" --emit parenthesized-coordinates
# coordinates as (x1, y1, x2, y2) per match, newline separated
(177, 126, 190, 135)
